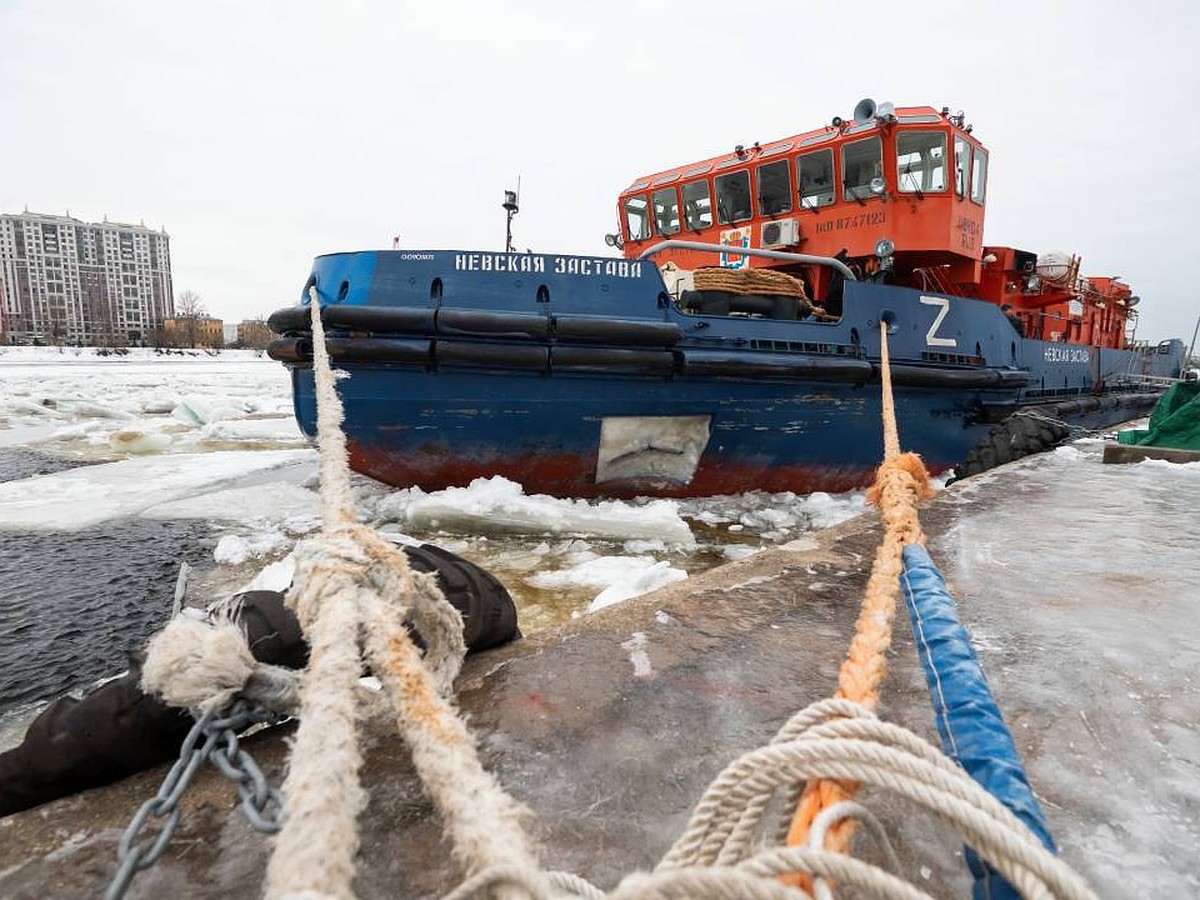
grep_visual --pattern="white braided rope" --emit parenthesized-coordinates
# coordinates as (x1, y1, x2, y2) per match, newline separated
(261, 293, 544, 900)
(806, 802, 902, 900)
(358, 586, 541, 883)
(655, 701, 1095, 900)
(267, 536, 370, 899)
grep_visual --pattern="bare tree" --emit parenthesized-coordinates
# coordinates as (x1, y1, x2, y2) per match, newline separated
(176, 289, 207, 347)
(176, 289, 207, 317)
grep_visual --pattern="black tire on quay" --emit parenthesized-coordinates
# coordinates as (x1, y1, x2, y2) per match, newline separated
(402, 543, 521, 651)
(0, 542, 519, 818)
(951, 414, 1072, 481)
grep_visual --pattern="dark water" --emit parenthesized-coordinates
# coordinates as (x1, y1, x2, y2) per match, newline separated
(0, 450, 216, 714)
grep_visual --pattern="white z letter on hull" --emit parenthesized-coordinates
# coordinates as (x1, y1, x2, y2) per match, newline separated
(920, 296, 957, 348)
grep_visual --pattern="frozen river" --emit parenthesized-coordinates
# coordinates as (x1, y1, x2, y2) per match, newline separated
(0, 348, 866, 726)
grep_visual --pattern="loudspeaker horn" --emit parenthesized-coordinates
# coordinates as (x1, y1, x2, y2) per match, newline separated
(853, 98, 877, 125)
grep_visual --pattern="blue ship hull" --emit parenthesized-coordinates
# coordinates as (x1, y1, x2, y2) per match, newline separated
(270, 250, 1184, 498)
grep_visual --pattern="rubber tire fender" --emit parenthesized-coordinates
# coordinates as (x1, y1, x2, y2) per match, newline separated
(402, 543, 521, 652)
(951, 413, 1069, 482)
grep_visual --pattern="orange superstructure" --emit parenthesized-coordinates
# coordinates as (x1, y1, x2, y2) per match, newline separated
(615, 100, 1136, 350)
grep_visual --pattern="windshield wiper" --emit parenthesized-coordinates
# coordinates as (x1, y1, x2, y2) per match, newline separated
(901, 166, 924, 200)
(843, 181, 867, 207)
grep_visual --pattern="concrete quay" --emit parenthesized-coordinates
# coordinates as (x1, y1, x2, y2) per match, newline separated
(1, 442, 1196, 898)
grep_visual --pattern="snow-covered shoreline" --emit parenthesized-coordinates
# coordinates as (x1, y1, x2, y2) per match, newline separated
(0, 346, 269, 364)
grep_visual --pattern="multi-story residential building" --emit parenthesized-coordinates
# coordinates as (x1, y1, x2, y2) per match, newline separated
(0, 210, 173, 345)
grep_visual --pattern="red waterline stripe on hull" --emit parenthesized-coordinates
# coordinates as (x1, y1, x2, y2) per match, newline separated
(347, 441, 899, 499)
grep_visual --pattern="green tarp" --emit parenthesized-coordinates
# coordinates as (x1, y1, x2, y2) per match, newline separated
(1117, 381, 1200, 450)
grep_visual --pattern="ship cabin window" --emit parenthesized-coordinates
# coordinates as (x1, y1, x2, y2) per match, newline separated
(756, 159, 792, 217)
(682, 179, 713, 230)
(842, 137, 883, 201)
(715, 170, 753, 224)
(624, 195, 651, 242)
(797, 149, 835, 209)
(652, 187, 680, 236)
(971, 148, 988, 205)
(896, 131, 947, 193)
(954, 136, 971, 197)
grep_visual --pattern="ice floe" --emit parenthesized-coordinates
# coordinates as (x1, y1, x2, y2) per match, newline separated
(0, 449, 314, 530)
(372, 475, 696, 546)
(526, 553, 688, 612)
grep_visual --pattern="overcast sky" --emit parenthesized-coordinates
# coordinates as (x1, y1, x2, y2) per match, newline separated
(2, 0, 1198, 342)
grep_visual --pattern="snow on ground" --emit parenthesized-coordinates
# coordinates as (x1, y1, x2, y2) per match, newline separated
(0, 351, 877, 619)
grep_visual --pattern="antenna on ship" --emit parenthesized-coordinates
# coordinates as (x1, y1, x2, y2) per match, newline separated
(503, 176, 521, 253)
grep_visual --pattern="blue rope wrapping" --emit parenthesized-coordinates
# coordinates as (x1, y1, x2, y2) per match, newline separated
(900, 543, 1057, 900)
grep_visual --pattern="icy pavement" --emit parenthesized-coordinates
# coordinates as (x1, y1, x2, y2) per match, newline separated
(929, 438, 1200, 893)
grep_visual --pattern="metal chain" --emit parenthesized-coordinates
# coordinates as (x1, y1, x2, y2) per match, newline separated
(1010, 408, 1101, 439)
(106, 700, 285, 900)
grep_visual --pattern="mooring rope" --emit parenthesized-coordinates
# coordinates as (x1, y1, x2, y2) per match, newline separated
(136, 304, 1098, 900)
(259, 290, 542, 899)
(782, 321, 933, 881)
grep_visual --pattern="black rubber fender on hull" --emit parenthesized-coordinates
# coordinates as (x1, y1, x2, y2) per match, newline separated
(952, 413, 1073, 481)
(554, 316, 681, 347)
(268, 336, 432, 365)
(885, 364, 1030, 389)
(268, 304, 436, 336)
(680, 350, 872, 382)
(438, 308, 550, 341)
(269, 332, 1036, 391)
(553, 346, 677, 375)
(268, 304, 682, 347)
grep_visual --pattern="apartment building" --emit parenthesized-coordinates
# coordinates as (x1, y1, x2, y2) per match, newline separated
(0, 210, 173, 345)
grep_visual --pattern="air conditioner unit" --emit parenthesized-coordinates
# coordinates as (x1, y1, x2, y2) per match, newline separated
(761, 218, 799, 249)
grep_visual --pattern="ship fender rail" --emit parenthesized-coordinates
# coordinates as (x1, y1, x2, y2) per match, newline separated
(435, 341, 549, 371)
(552, 315, 681, 347)
(266, 336, 433, 367)
(884, 364, 1030, 390)
(270, 304, 685, 348)
(437, 308, 550, 341)
(680, 349, 872, 382)
(270, 335, 679, 377)
(550, 346, 677, 376)
(268, 304, 435, 336)
(637, 239, 858, 280)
